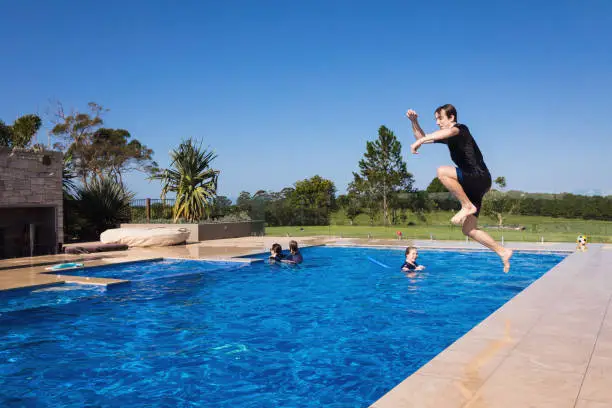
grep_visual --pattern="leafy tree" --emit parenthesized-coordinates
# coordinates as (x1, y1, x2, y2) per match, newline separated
(291, 175, 336, 225)
(50, 102, 155, 186)
(337, 194, 362, 225)
(351, 125, 414, 225)
(50, 103, 105, 178)
(265, 195, 294, 226)
(0, 114, 42, 148)
(481, 176, 520, 227)
(211, 196, 233, 219)
(348, 176, 380, 225)
(426, 177, 447, 193)
(249, 190, 272, 221)
(151, 138, 219, 222)
(236, 191, 252, 214)
(494, 176, 506, 189)
(83, 128, 157, 184)
(344, 194, 363, 224)
(279, 187, 296, 200)
(215, 196, 232, 208)
(268, 187, 297, 226)
(397, 190, 433, 222)
(0, 121, 10, 146)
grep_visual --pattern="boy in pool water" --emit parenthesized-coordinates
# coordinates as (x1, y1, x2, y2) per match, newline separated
(269, 243, 284, 263)
(401, 247, 425, 272)
(282, 240, 303, 264)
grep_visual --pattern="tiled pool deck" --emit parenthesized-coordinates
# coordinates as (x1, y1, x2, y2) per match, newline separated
(1, 237, 610, 407)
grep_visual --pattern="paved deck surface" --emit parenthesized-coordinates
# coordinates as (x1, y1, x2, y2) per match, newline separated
(1, 236, 609, 407)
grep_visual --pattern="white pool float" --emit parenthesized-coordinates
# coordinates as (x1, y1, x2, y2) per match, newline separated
(100, 227, 190, 247)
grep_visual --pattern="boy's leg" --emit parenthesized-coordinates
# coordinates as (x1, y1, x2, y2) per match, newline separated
(436, 166, 477, 225)
(462, 215, 513, 273)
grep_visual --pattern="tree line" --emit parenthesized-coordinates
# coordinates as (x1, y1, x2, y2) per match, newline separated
(227, 180, 612, 226)
(213, 126, 611, 225)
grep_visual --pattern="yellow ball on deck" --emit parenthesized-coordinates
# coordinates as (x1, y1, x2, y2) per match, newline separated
(577, 235, 587, 245)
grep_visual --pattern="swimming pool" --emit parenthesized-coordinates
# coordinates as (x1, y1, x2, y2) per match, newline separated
(0, 247, 565, 407)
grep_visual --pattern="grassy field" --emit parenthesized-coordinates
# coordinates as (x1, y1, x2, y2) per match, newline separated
(266, 212, 612, 243)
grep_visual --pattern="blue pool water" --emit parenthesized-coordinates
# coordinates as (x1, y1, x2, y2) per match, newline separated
(0, 247, 565, 407)
(51, 259, 248, 281)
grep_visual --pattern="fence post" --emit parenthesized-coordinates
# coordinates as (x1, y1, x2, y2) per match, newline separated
(145, 198, 151, 224)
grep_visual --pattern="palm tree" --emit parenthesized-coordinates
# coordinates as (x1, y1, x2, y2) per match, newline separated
(152, 138, 219, 222)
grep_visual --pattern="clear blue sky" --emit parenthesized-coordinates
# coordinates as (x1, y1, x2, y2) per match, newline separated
(1, 0, 611, 200)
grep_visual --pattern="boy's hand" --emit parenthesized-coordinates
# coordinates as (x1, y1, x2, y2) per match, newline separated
(416, 265, 425, 271)
(410, 139, 423, 154)
(405, 109, 419, 121)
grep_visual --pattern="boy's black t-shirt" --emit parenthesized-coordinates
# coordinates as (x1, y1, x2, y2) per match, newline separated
(435, 124, 490, 176)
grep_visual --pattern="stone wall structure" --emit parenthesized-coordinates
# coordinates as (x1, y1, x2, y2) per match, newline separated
(0, 147, 63, 258)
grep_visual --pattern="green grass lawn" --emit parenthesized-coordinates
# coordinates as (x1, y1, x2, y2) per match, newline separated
(266, 212, 612, 243)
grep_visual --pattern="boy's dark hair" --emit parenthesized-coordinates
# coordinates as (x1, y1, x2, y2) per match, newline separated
(289, 240, 299, 253)
(405, 246, 417, 256)
(271, 243, 282, 255)
(435, 104, 457, 121)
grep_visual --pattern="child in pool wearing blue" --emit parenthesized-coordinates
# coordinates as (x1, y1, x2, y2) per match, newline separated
(401, 247, 425, 272)
(281, 240, 303, 264)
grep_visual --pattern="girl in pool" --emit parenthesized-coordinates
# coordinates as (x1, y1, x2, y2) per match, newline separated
(401, 247, 425, 272)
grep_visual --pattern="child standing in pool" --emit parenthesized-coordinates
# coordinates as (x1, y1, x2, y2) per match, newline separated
(401, 246, 425, 272)
(269, 243, 285, 263)
(282, 240, 303, 264)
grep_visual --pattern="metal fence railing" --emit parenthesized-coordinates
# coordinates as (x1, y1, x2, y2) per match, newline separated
(130, 198, 176, 223)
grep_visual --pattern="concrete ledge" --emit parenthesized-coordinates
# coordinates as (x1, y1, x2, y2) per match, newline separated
(121, 221, 265, 241)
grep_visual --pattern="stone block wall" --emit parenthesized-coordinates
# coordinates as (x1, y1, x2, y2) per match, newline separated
(0, 147, 64, 256)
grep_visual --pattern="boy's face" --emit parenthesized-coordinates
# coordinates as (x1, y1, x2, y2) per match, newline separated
(435, 111, 455, 129)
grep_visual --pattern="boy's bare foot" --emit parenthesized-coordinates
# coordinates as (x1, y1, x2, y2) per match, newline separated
(451, 205, 478, 225)
(501, 248, 513, 273)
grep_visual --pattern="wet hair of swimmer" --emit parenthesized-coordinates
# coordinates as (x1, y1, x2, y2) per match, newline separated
(289, 240, 299, 253)
(405, 246, 417, 256)
(271, 243, 282, 255)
